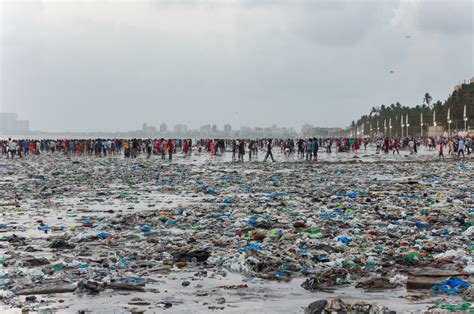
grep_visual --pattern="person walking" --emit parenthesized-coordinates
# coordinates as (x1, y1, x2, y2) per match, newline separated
(439, 142, 445, 159)
(264, 139, 275, 162)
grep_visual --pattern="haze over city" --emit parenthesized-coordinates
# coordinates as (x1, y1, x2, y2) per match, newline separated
(1, 0, 472, 132)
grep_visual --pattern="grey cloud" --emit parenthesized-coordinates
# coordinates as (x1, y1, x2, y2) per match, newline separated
(281, 2, 398, 46)
(415, 0, 472, 35)
(0, 0, 472, 132)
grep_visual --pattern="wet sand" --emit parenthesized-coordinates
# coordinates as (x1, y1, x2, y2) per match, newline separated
(0, 146, 472, 313)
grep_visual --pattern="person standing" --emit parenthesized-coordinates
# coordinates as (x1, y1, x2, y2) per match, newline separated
(248, 140, 254, 161)
(238, 140, 245, 162)
(313, 137, 319, 161)
(8, 139, 15, 159)
(146, 140, 152, 159)
(458, 138, 465, 158)
(231, 140, 237, 161)
(408, 138, 415, 154)
(183, 139, 189, 157)
(167, 139, 174, 160)
(306, 138, 313, 161)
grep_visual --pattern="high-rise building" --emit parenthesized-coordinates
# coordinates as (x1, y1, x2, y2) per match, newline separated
(301, 123, 314, 136)
(174, 124, 187, 135)
(200, 124, 211, 134)
(0, 113, 29, 134)
(160, 123, 167, 133)
(16, 120, 29, 134)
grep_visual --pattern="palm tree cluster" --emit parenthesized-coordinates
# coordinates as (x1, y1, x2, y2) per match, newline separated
(351, 82, 473, 137)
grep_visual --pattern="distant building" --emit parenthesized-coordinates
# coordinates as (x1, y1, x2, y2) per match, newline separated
(454, 77, 473, 91)
(142, 123, 157, 137)
(159, 123, 167, 133)
(174, 124, 187, 135)
(199, 124, 211, 135)
(301, 123, 314, 136)
(224, 124, 232, 132)
(17, 120, 29, 134)
(0, 113, 29, 135)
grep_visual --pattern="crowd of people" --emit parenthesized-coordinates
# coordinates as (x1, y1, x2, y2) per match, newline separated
(1, 136, 472, 161)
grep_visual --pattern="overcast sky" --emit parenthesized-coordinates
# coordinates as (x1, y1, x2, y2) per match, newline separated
(1, 0, 472, 132)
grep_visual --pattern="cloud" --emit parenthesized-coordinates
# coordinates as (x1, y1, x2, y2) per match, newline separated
(392, 0, 472, 35)
(0, 0, 472, 131)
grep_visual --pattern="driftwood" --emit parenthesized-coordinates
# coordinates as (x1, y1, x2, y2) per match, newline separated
(15, 282, 146, 295)
(16, 284, 77, 295)
(407, 276, 442, 289)
(107, 283, 145, 292)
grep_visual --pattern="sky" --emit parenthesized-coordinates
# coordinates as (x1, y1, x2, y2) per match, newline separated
(0, 0, 472, 132)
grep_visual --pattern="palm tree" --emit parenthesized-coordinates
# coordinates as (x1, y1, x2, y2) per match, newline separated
(369, 106, 377, 118)
(423, 93, 432, 107)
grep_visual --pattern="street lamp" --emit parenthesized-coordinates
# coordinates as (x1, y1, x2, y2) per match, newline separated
(447, 108, 451, 136)
(406, 123, 410, 137)
(464, 105, 468, 132)
(389, 125, 392, 137)
(420, 112, 423, 138)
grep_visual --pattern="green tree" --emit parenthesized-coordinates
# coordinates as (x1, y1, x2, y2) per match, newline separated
(423, 93, 432, 107)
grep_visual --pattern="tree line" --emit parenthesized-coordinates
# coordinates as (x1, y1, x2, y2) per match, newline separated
(351, 81, 473, 137)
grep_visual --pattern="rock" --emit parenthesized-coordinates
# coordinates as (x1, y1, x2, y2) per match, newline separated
(173, 250, 210, 263)
(107, 283, 145, 292)
(22, 257, 50, 267)
(176, 261, 187, 268)
(355, 277, 399, 290)
(49, 239, 75, 250)
(351, 301, 372, 312)
(293, 221, 307, 228)
(77, 280, 105, 294)
(157, 302, 172, 308)
(304, 300, 327, 314)
(128, 301, 151, 306)
(325, 298, 349, 311)
(252, 230, 266, 241)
